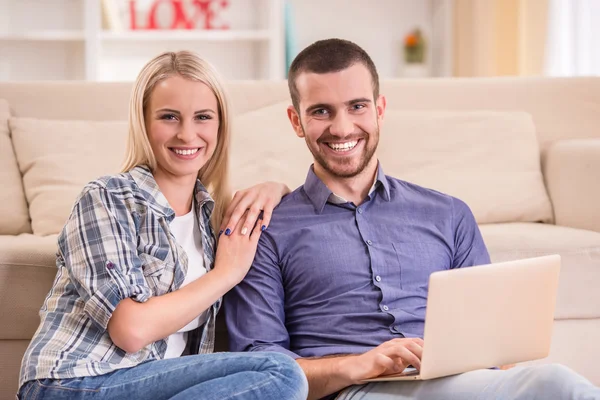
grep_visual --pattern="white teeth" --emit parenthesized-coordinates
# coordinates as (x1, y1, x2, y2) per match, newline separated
(173, 148, 199, 156)
(327, 140, 358, 151)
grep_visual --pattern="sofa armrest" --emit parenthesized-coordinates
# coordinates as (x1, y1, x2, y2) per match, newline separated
(544, 139, 600, 233)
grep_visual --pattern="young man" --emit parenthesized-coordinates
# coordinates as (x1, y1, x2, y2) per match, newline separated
(224, 39, 600, 400)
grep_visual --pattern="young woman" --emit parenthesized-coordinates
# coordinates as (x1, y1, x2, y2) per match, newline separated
(17, 51, 307, 400)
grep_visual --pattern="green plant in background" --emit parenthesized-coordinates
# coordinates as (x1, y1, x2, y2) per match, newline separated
(404, 28, 426, 64)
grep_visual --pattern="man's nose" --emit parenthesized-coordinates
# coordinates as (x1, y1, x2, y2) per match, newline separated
(329, 112, 354, 137)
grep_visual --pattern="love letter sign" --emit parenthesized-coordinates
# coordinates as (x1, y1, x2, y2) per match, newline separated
(129, 0, 229, 30)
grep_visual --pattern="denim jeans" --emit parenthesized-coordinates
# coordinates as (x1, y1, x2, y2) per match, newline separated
(336, 364, 600, 400)
(18, 352, 308, 400)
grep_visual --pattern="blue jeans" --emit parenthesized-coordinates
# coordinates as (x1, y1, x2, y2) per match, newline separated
(18, 352, 308, 400)
(336, 364, 600, 400)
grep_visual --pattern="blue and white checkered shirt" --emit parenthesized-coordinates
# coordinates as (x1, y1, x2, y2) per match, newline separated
(19, 166, 219, 387)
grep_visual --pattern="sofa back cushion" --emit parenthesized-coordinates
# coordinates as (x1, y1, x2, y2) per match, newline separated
(0, 100, 31, 234)
(379, 111, 553, 224)
(9, 117, 128, 236)
(230, 101, 314, 192)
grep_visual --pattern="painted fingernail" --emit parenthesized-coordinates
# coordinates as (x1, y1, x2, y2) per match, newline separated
(261, 225, 267, 231)
(241, 227, 248, 235)
(219, 230, 224, 236)
(225, 228, 231, 236)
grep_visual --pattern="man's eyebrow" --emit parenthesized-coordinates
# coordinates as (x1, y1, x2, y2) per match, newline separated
(305, 103, 331, 114)
(346, 98, 372, 105)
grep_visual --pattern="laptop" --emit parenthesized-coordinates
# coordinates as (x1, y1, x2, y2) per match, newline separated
(363, 254, 561, 382)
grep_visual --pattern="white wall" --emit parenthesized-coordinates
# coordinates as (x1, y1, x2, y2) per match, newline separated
(288, 0, 434, 78)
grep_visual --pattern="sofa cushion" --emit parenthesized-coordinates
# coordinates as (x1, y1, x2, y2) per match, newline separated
(0, 100, 31, 235)
(0, 234, 58, 339)
(230, 101, 312, 192)
(379, 111, 553, 224)
(9, 117, 128, 236)
(0, 340, 30, 400)
(544, 139, 600, 233)
(225, 81, 291, 115)
(480, 222, 600, 320)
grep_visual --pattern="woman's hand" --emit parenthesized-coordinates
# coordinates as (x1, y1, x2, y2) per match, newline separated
(214, 215, 264, 285)
(219, 182, 290, 236)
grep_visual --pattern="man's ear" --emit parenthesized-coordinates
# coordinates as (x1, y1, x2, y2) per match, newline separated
(287, 105, 305, 138)
(376, 94, 387, 123)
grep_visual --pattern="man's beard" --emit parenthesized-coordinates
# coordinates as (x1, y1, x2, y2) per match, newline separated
(304, 126, 379, 179)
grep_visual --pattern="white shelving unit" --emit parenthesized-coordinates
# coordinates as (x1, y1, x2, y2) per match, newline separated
(99, 30, 272, 41)
(0, 31, 86, 41)
(0, 0, 286, 81)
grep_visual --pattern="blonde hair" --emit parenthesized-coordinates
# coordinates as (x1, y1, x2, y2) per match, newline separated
(122, 51, 231, 232)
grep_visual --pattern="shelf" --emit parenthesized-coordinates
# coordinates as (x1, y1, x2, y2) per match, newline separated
(100, 30, 272, 42)
(0, 30, 85, 42)
(0, 0, 285, 81)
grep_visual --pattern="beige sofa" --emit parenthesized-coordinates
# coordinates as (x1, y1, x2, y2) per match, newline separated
(1, 77, 599, 399)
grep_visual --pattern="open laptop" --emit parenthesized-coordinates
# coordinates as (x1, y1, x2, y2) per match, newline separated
(363, 254, 561, 382)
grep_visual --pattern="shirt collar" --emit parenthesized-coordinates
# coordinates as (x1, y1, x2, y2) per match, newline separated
(303, 162, 391, 214)
(129, 165, 214, 221)
(328, 178, 379, 205)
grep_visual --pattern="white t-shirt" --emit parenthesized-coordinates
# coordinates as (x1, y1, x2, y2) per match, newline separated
(163, 207, 210, 359)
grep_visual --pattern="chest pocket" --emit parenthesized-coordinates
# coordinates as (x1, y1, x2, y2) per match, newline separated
(392, 241, 451, 291)
(139, 252, 176, 296)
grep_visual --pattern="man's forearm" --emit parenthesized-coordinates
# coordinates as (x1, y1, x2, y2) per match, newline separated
(297, 355, 358, 400)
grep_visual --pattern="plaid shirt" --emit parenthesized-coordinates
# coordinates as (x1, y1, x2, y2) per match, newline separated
(19, 166, 219, 387)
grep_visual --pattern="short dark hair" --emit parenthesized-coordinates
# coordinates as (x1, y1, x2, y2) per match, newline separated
(288, 38, 380, 111)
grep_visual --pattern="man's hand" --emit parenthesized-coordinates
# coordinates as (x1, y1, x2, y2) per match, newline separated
(342, 338, 424, 383)
(297, 338, 424, 400)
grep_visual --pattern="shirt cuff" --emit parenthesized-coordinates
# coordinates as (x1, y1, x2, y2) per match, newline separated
(84, 261, 152, 330)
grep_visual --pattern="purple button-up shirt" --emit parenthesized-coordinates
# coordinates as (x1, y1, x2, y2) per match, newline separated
(225, 163, 490, 359)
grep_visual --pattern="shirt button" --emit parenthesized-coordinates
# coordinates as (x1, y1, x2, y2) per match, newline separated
(375, 275, 382, 282)
(106, 262, 115, 270)
(383, 305, 389, 311)
(366, 240, 373, 246)
(357, 207, 363, 214)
